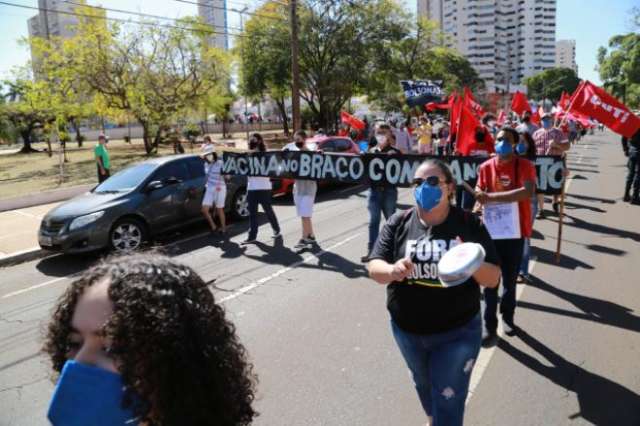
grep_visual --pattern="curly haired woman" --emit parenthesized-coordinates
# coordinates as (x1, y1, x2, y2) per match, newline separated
(44, 253, 257, 426)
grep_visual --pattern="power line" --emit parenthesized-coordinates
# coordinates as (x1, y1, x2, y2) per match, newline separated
(61, 0, 245, 33)
(173, 0, 286, 22)
(0, 0, 245, 38)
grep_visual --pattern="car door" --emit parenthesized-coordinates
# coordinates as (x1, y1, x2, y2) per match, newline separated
(184, 156, 206, 218)
(140, 161, 191, 231)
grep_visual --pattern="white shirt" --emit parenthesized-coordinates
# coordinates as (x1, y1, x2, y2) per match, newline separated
(247, 176, 272, 191)
(205, 160, 225, 189)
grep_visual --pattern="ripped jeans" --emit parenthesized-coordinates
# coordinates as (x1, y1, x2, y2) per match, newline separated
(391, 313, 482, 426)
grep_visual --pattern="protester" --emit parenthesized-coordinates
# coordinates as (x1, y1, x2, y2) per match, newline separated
(516, 111, 539, 136)
(455, 125, 495, 210)
(95, 134, 111, 183)
(284, 130, 318, 250)
(532, 113, 570, 218)
(567, 119, 579, 144)
(416, 116, 433, 154)
(622, 130, 640, 204)
(44, 253, 257, 425)
(482, 113, 499, 138)
(201, 146, 227, 235)
(367, 159, 501, 426)
(392, 119, 413, 154)
(362, 124, 401, 262)
(201, 134, 214, 152)
(475, 127, 537, 344)
(516, 130, 538, 283)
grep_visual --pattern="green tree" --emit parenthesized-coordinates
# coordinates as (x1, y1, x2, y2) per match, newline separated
(236, 1, 291, 135)
(523, 67, 581, 101)
(597, 31, 640, 108)
(71, 16, 231, 154)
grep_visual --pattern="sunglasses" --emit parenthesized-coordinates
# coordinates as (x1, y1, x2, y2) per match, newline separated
(412, 176, 445, 187)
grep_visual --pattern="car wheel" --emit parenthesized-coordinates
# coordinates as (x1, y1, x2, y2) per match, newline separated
(232, 189, 250, 220)
(110, 218, 146, 253)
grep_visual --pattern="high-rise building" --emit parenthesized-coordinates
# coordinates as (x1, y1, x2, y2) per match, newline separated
(198, 0, 229, 51)
(418, 0, 557, 93)
(555, 39, 578, 74)
(28, 0, 87, 40)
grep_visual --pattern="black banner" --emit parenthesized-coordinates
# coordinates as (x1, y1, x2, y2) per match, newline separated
(400, 80, 444, 108)
(222, 152, 567, 195)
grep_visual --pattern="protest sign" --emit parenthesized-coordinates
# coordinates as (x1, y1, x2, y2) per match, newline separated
(400, 80, 444, 108)
(222, 152, 567, 195)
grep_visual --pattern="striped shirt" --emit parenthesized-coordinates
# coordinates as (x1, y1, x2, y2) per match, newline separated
(532, 128, 565, 156)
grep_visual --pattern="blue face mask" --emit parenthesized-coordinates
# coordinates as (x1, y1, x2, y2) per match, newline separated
(48, 360, 138, 426)
(495, 139, 513, 156)
(414, 181, 443, 212)
(515, 142, 527, 155)
(542, 119, 552, 129)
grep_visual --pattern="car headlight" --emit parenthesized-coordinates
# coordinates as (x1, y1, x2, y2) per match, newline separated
(68, 211, 105, 231)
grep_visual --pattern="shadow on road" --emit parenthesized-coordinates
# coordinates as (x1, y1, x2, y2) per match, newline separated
(499, 330, 640, 425)
(566, 193, 616, 205)
(549, 213, 640, 242)
(562, 201, 607, 214)
(518, 276, 640, 333)
(531, 246, 594, 270)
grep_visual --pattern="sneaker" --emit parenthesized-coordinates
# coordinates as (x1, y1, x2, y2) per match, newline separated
(552, 202, 560, 214)
(537, 210, 546, 220)
(481, 329, 498, 348)
(624, 194, 631, 202)
(272, 232, 282, 239)
(240, 238, 257, 245)
(294, 239, 310, 250)
(360, 254, 370, 263)
(503, 321, 519, 336)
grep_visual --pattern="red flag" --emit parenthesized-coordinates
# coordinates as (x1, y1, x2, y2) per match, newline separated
(497, 110, 506, 126)
(531, 106, 542, 126)
(456, 104, 481, 155)
(425, 101, 450, 112)
(450, 92, 462, 137)
(340, 111, 365, 131)
(463, 87, 486, 117)
(568, 81, 640, 138)
(511, 91, 530, 116)
(559, 91, 571, 111)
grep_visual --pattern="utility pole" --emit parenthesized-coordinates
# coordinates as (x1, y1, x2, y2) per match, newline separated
(290, 0, 301, 133)
(239, 6, 250, 142)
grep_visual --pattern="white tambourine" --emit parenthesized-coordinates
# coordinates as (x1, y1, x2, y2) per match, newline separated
(437, 242, 486, 287)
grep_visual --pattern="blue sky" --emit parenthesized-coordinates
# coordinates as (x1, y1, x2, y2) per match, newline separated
(0, 0, 638, 85)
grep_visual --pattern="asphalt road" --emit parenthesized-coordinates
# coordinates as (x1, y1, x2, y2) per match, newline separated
(1, 130, 639, 425)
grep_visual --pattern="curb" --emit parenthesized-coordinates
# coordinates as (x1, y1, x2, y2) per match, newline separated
(0, 247, 51, 268)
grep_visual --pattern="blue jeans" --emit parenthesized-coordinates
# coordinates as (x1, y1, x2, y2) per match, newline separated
(247, 190, 280, 240)
(367, 187, 398, 252)
(519, 196, 538, 276)
(391, 314, 482, 425)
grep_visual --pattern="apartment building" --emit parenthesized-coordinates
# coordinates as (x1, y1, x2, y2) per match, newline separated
(418, 0, 557, 93)
(556, 39, 578, 73)
(198, 0, 229, 51)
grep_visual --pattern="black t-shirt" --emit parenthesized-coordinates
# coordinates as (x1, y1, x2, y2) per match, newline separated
(369, 206, 500, 335)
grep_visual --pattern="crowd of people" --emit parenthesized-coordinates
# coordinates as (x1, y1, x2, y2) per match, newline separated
(51, 105, 631, 426)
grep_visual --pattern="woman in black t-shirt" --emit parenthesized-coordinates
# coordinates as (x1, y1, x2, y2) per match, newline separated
(367, 159, 501, 426)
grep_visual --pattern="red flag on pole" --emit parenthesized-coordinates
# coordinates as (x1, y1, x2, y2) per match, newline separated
(497, 110, 506, 126)
(450, 93, 462, 137)
(511, 91, 530, 116)
(456, 104, 481, 155)
(340, 111, 365, 131)
(425, 101, 451, 112)
(559, 91, 571, 111)
(567, 81, 640, 138)
(463, 87, 486, 117)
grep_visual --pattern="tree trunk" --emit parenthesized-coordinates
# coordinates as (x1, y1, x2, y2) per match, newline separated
(141, 123, 153, 155)
(70, 118, 83, 147)
(19, 129, 35, 153)
(153, 128, 163, 153)
(275, 98, 290, 136)
(46, 138, 53, 158)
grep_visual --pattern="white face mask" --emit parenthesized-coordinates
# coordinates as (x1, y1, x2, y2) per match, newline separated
(375, 135, 387, 145)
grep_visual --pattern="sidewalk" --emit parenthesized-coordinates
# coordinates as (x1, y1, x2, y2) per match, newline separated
(0, 202, 60, 258)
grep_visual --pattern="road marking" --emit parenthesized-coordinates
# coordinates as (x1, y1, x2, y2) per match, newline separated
(219, 233, 361, 304)
(1, 276, 70, 299)
(11, 210, 43, 219)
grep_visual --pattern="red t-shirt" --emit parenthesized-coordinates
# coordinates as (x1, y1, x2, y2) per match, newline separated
(477, 156, 536, 238)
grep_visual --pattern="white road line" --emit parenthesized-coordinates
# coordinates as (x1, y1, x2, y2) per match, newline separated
(1, 276, 70, 299)
(219, 233, 361, 304)
(11, 210, 43, 219)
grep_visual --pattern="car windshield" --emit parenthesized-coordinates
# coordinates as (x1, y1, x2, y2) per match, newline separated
(94, 163, 156, 193)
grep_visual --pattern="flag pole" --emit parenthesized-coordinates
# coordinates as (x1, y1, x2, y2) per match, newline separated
(558, 80, 586, 128)
(555, 173, 567, 264)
